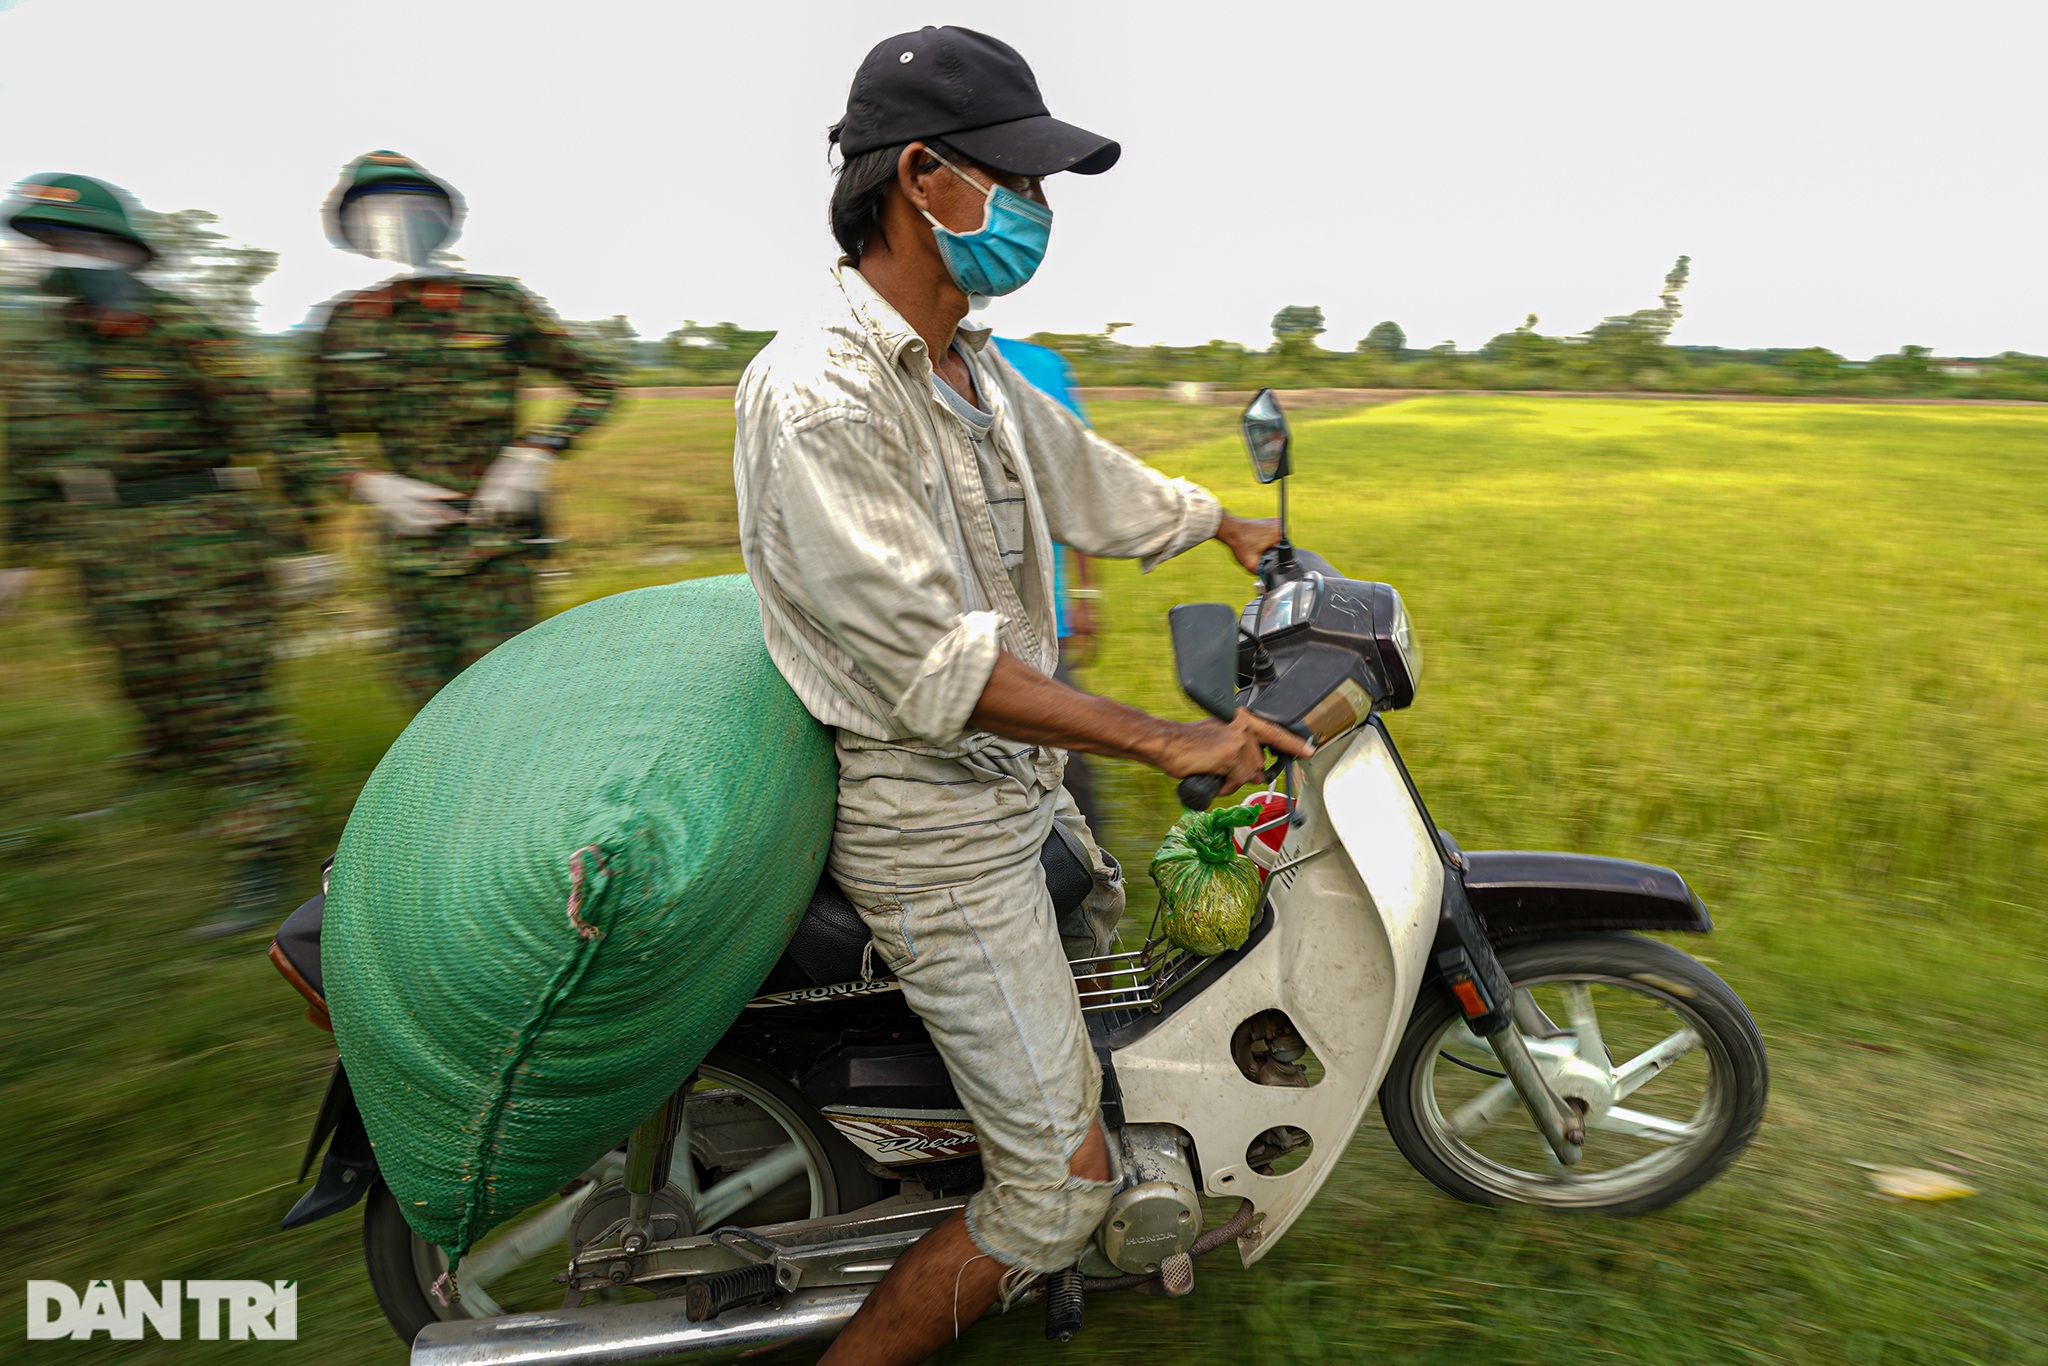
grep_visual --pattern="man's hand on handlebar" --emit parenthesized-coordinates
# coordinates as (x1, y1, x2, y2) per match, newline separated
(965, 656, 1311, 810)
(1164, 708, 1314, 792)
(1214, 514, 1282, 574)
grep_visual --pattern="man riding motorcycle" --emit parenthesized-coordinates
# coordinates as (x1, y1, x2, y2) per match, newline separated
(732, 26, 1311, 1365)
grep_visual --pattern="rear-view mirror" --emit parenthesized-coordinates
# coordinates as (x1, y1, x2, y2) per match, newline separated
(1169, 603, 1241, 722)
(1242, 388, 1291, 484)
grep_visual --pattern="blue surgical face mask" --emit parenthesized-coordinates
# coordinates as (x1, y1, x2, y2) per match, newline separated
(919, 148, 1052, 300)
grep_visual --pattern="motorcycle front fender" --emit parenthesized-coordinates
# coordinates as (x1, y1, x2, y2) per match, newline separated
(1107, 724, 1441, 1265)
(1460, 850, 1711, 941)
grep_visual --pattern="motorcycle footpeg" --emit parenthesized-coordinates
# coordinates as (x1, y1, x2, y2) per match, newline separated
(683, 1261, 778, 1322)
(1044, 1267, 1084, 1342)
(1157, 1252, 1194, 1298)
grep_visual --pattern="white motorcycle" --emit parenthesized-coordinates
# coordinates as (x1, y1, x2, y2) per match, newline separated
(272, 389, 1767, 1362)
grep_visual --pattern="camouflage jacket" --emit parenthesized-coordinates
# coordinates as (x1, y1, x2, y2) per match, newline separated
(304, 274, 616, 577)
(1, 282, 313, 564)
(307, 273, 616, 487)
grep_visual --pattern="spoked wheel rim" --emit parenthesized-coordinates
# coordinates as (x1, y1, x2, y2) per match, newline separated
(1409, 972, 1737, 1208)
(401, 1062, 839, 1322)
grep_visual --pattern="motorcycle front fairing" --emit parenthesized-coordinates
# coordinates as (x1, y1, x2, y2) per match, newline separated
(1107, 721, 1441, 1264)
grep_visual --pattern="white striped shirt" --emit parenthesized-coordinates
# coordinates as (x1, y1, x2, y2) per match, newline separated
(734, 265, 1221, 762)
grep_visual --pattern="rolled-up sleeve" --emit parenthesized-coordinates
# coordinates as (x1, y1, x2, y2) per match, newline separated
(770, 406, 1001, 747)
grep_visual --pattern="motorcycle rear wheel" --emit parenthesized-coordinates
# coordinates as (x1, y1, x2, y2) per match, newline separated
(363, 1050, 881, 1345)
(1379, 933, 1766, 1214)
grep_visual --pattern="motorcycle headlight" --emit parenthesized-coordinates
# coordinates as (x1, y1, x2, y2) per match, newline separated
(1372, 584, 1423, 709)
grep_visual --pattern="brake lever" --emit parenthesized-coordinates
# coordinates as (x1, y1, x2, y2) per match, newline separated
(1276, 722, 1311, 824)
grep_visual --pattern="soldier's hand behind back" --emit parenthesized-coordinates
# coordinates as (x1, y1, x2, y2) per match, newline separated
(354, 471, 464, 536)
(472, 445, 556, 524)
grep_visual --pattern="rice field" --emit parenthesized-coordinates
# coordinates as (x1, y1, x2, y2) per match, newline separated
(3, 394, 2043, 1363)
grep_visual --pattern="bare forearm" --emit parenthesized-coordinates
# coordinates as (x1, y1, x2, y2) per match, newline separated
(967, 652, 1180, 767)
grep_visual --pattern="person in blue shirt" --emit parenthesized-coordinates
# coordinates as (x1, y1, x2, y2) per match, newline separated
(990, 334, 1103, 835)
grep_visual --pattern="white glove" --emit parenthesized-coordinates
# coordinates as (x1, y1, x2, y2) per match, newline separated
(0, 567, 35, 618)
(470, 445, 555, 525)
(353, 470, 464, 536)
(271, 552, 344, 604)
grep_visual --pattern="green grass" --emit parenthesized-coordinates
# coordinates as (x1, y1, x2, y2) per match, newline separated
(3, 396, 2045, 1363)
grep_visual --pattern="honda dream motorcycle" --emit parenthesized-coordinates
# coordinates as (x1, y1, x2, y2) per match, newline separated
(269, 391, 1769, 1363)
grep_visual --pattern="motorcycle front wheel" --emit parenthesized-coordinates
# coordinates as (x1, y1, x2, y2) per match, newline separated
(1379, 933, 1767, 1214)
(363, 1051, 881, 1345)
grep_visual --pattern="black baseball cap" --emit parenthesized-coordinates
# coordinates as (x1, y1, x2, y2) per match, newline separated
(835, 26, 1120, 177)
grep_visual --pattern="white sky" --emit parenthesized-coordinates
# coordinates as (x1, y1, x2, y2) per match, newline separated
(2, 0, 2040, 358)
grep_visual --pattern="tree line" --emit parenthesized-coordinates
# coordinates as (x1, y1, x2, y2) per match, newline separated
(35, 211, 2040, 401)
(1018, 258, 2048, 401)
(612, 255, 2048, 401)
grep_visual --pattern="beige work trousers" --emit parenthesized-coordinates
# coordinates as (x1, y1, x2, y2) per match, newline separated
(829, 737, 1124, 1271)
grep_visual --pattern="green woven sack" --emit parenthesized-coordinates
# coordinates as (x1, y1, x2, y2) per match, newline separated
(1149, 804, 1264, 957)
(323, 576, 835, 1274)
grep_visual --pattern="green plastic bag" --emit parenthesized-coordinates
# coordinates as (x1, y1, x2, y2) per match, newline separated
(324, 576, 836, 1277)
(1149, 804, 1264, 956)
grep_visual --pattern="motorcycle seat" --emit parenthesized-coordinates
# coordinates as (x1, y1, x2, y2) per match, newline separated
(767, 824, 1100, 991)
(776, 878, 874, 988)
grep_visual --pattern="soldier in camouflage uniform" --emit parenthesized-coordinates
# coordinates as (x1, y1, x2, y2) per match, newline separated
(0, 174, 322, 934)
(307, 151, 616, 704)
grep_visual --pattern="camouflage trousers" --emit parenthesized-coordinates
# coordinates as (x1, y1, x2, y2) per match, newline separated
(382, 550, 536, 706)
(73, 498, 307, 860)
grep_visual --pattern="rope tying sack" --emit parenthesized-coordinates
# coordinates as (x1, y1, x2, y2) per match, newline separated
(565, 846, 609, 941)
(441, 841, 617, 1276)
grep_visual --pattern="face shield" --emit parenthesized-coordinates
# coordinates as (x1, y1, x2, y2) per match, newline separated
(341, 190, 453, 269)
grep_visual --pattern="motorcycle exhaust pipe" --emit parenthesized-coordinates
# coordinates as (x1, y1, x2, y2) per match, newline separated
(409, 1286, 870, 1366)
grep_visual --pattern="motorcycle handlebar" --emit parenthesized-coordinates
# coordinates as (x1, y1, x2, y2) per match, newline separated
(1177, 773, 1226, 811)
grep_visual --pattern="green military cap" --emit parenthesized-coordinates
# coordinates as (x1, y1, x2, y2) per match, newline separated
(4, 173, 156, 261)
(323, 150, 465, 252)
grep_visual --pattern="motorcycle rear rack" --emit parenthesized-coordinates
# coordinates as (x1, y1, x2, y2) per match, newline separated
(743, 939, 1217, 1017)
(1069, 883, 1274, 1019)
(745, 876, 1264, 1018)
(1070, 940, 1211, 1016)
